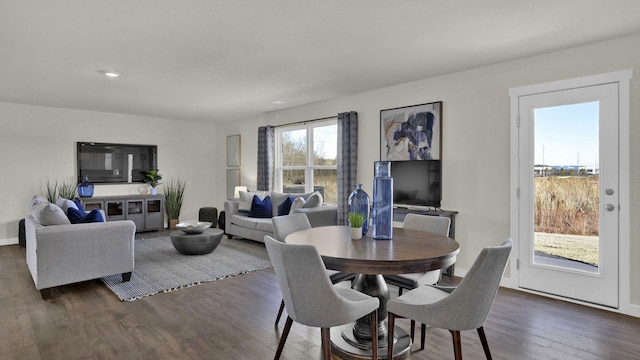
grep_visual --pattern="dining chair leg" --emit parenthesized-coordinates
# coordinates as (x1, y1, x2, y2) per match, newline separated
(410, 320, 415, 342)
(370, 309, 378, 360)
(420, 324, 426, 350)
(450, 330, 462, 360)
(387, 313, 396, 360)
(321, 328, 331, 360)
(275, 316, 293, 360)
(275, 299, 285, 326)
(477, 326, 492, 360)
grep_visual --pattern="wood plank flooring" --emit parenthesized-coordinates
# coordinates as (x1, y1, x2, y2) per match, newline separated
(2, 233, 640, 360)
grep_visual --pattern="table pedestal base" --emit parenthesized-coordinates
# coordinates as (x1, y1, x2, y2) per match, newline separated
(331, 324, 411, 360)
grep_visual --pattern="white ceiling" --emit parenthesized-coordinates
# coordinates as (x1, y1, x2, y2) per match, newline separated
(2, 1, 640, 123)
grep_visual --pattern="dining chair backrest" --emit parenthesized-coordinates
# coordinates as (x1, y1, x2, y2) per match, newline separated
(403, 213, 451, 237)
(264, 235, 361, 327)
(272, 213, 311, 242)
(432, 238, 512, 330)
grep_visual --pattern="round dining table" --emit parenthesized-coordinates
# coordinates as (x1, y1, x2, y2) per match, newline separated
(286, 225, 460, 360)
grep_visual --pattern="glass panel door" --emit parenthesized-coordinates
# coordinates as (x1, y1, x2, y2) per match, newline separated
(533, 102, 600, 274)
(516, 82, 619, 308)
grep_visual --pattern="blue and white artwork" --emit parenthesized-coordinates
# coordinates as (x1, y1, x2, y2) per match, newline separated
(380, 101, 442, 161)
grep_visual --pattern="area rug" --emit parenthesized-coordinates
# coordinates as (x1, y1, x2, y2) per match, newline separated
(101, 236, 272, 301)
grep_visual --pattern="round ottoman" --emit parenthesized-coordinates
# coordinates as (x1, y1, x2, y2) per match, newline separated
(169, 228, 224, 255)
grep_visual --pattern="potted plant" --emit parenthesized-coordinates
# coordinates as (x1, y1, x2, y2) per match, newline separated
(164, 178, 186, 229)
(348, 212, 366, 240)
(144, 169, 163, 195)
(58, 179, 78, 200)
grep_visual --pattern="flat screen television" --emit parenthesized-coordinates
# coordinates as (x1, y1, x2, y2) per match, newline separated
(77, 142, 158, 184)
(390, 160, 441, 208)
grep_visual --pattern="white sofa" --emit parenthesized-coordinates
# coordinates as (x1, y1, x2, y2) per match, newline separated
(224, 191, 338, 243)
(25, 201, 136, 299)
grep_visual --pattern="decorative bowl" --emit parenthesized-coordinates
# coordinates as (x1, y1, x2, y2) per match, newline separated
(176, 221, 213, 234)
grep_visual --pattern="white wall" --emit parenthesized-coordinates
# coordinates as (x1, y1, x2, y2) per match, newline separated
(0, 103, 220, 243)
(217, 32, 640, 307)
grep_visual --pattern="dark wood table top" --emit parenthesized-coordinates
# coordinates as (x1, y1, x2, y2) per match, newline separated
(285, 226, 459, 275)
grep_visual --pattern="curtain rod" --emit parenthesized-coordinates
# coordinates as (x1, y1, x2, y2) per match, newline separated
(272, 115, 337, 128)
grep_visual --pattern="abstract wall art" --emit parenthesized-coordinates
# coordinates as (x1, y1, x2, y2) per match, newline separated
(380, 101, 442, 161)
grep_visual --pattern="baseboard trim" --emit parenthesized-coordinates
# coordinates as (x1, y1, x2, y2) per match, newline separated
(0, 238, 19, 246)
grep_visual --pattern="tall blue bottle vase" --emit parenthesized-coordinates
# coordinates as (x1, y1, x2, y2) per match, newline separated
(77, 175, 94, 198)
(348, 184, 370, 236)
(372, 161, 393, 240)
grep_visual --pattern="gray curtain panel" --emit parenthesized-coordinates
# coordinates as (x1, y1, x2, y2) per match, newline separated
(337, 111, 358, 225)
(257, 126, 275, 191)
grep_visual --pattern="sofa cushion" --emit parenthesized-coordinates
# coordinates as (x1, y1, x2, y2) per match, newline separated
(56, 198, 79, 214)
(31, 202, 71, 226)
(249, 195, 273, 218)
(276, 196, 294, 216)
(231, 214, 273, 232)
(67, 208, 105, 224)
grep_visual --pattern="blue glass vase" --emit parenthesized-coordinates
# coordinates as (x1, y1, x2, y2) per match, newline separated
(77, 175, 94, 198)
(372, 161, 393, 240)
(348, 184, 370, 236)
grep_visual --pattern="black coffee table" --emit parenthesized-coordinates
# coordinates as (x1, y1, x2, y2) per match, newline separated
(169, 228, 224, 255)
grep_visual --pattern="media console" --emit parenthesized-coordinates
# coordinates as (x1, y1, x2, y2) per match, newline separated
(80, 195, 164, 232)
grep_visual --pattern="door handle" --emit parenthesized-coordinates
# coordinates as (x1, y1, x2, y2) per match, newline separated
(605, 203, 616, 211)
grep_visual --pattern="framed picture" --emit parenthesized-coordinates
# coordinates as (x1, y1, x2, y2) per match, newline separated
(227, 134, 241, 167)
(226, 169, 241, 200)
(380, 101, 442, 161)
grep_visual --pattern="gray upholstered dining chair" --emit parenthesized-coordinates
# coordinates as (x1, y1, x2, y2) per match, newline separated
(271, 213, 354, 326)
(387, 238, 512, 360)
(385, 214, 452, 296)
(384, 213, 452, 342)
(264, 236, 380, 360)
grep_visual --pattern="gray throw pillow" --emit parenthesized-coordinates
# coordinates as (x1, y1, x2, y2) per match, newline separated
(56, 197, 79, 214)
(32, 203, 71, 226)
(289, 197, 307, 214)
(303, 192, 323, 208)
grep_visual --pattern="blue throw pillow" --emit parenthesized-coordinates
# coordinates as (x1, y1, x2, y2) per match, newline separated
(277, 196, 294, 216)
(73, 199, 85, 213)
(249, 195, 273, 218)
(67, 208, 105, 224)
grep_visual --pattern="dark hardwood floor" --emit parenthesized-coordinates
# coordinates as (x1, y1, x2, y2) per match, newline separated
(2, 233, 640, 360)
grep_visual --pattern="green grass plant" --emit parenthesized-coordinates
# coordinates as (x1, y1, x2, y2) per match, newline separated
(348, 212, 366, 228)
(164, 178, 186, 220)
(57, 179, 77, 200)
(44, 180, 58, 203)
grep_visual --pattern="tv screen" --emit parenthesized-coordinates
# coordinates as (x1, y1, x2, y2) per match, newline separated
(391, 160, 441, 208)
(77, 142, 157, 184)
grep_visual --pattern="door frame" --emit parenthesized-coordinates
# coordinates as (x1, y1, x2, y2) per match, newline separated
(507, 70, 634, 314)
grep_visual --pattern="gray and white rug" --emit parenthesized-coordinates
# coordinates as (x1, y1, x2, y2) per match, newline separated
(101, 236, 272, 301)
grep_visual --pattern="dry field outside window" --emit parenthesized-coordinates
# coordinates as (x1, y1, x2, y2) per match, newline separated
(534, 176, 599, 266)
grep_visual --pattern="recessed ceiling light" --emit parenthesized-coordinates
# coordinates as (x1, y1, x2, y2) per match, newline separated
(272, 99, 291, 105)
(99, 70, 121, 78)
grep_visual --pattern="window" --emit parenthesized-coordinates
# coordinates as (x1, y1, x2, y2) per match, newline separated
(275, 119, 338, 204)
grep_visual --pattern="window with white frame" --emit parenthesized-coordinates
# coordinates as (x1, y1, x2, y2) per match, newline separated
(275, 118, 338, 204)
